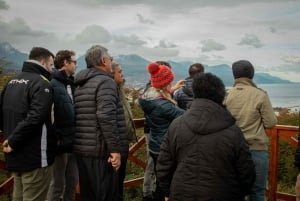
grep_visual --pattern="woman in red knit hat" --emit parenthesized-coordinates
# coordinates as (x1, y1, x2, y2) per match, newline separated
(138, 62, 185, 201)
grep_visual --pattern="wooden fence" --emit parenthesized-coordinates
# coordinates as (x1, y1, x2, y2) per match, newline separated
(0, 120, 299, 201)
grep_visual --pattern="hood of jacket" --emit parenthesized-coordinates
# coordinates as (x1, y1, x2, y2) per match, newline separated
(74, 67, 111, 86)
(184, 98, 235, 135)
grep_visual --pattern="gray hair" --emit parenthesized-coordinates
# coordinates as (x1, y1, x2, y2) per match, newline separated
(85, 45, 109, 68)
(111, 62, 120, 74)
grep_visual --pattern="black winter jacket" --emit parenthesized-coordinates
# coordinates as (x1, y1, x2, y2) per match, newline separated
(51, 70, 75, 153)
(0, 61, 56, 171)
(173, 77, 194, 110)
(74, 68, 126, 158)
(157, 99, 256, 201)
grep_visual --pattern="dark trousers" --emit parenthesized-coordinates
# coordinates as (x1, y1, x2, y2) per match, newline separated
(76, 155, 119, 201)
(149, 152, 164, 201)
(118, 154, 128, 201)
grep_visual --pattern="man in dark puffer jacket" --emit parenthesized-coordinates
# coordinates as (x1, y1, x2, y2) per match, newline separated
(173, 63, 204, 110)
(157, 72, 256, 201)
(74, 45, 124, 201)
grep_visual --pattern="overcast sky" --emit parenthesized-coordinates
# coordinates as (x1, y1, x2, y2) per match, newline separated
(0, 0, 299, 81)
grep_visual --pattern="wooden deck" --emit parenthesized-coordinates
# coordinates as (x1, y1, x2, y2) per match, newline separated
(0, 119, 298, 201)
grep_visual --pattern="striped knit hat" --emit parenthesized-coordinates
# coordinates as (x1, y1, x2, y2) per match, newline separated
(147, 62, 174, 88)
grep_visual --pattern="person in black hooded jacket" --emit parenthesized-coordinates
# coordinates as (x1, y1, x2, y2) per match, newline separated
(0, 47, 57, 201)
(157, 72, 256, 201)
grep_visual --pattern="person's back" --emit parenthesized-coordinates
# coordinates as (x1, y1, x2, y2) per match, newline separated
(224, 60, 277, 201)
(173, 63, 204, 110)
(0, 47, 56, 201)
(138, 62, 184, 201)
(73, 45, 121, 201)
(157, 72, 256, 201)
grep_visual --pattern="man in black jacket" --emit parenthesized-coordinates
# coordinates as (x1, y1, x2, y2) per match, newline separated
(173, 63, 204, 110)
(47, 50, 78, 201)
(74, 45, 123, 201)
(0, 47, 57, 201)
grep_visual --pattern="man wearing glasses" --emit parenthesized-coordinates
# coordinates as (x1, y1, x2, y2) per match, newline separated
(73, 45, 122, 201)
(48, 50, 78, 201)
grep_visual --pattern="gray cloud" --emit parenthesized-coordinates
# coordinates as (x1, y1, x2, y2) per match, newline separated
(0, 0, 9, 10)
(137, 13, 154, 25)
(75, 25, 112, 44)
(112, 34, 147, 47)
(156, 40, 177, 48)
(0, 18, 54, 42)
(269, 27, 277, 33)
(281, 55, 300, 65)
(238, 34, 264, 48)
(200, 39, 226, 52)
(67, 0, 297, 14)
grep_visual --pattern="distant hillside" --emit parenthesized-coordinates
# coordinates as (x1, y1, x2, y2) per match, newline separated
(0, 42, 292, 87)
(0, 42, 27, 70)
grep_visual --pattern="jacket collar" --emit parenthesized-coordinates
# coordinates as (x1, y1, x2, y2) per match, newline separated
(22, 61, 51, 80)
(233, 77, 257, 88)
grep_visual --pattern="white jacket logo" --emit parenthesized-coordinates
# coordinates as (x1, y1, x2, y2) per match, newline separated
(9, 79, 29, 84)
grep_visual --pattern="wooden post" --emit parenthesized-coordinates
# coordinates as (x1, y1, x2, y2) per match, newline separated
(268, 127, 279, 201)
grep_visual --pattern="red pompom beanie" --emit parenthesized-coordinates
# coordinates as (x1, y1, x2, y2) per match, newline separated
(147, 62, 174, 88)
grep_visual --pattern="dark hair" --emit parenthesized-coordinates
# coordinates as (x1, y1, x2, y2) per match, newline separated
(29, 47, 54, 61)
(54, 50, 75, 69)
(189, 63, 204, 78)
(156, 61, 171, 68)
(192, 72, 225, 105)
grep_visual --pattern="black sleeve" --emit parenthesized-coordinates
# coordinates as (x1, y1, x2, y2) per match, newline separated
(8, 79, 53, 149)
(95, 78, 120, 153)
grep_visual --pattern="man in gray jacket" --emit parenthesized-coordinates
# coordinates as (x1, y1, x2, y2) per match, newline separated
(224, 60, 277, 201)
(74, 45, 123, 201)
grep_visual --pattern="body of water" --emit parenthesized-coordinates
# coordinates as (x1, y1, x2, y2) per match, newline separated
(257, 83, 300, 109)
(226, 83, 300, 109)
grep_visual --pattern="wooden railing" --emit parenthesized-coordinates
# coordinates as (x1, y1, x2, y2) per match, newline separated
(0, 121, 299, 201)
(266, 125, 299, 201)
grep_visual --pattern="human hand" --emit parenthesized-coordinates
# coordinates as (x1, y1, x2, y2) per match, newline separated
(171, 80, 186, 91)
(3, 140, 13, 153)
(165, 197, 169, 201)
(107, 152, 121, 171)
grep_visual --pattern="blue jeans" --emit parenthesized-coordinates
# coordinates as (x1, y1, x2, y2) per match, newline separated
(250, 151, 269, 201)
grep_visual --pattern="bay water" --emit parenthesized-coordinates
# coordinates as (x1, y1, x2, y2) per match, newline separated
(257, 83, 300, 109)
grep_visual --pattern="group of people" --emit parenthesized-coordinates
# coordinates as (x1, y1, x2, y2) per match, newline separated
(0, 43, 280, 201)
(0, 45, 137, 201)
(139, 60, 277, 201)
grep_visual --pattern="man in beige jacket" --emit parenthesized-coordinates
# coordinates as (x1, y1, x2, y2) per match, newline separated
(224, 60, 277, 201)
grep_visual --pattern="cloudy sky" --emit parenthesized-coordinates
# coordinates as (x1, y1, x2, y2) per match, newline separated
(0, 0, 299, 81)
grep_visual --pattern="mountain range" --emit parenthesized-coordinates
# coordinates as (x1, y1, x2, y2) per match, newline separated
(0, 42, 292, 87)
